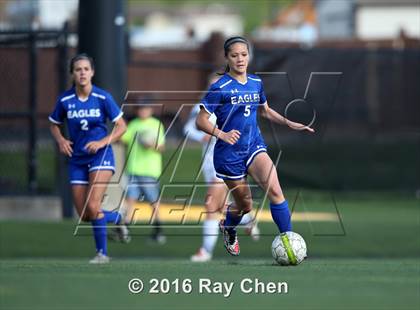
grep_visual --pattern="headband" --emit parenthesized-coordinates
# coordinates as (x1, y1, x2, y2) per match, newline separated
(224, 36, 249, 51)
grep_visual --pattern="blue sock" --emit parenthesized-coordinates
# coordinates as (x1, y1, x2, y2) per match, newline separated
(224, 204, 244, 233)
(270, 200, 292, 233)
(92, 216, 107, 255)
(102, 210, 121, 224)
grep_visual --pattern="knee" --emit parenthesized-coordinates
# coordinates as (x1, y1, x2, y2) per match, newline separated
(236, 196, 252, 212)
(232, 199, 252, 214)
(241, 195, 253, 213)
(86, 201, 102, 220)
(75, 208, 91, 222)
(204, 196, 222, 213)
(268, 186, 284, 204)
(206, 204, 222, 220)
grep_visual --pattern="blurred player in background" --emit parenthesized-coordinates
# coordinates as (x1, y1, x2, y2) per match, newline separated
(196, 37, 314, 256)
(121, 101, 166, 244)
(49, 53, 127, 264)
(184, 75, 260, 262)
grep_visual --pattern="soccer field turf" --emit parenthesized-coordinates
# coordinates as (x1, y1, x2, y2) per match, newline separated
(1, 258, 418, 310)
(1, 192, 419, 309)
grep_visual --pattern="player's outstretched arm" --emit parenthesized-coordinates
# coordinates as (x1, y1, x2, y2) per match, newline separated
(259, 102, 315, 133)
(50, 123, 73, 157)
(85, 117, 127, 154)
(196, 108, 240, 145)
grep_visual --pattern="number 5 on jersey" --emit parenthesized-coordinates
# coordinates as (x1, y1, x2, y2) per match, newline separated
(80, 119, 89, 131)
(244, 105, 251, 117)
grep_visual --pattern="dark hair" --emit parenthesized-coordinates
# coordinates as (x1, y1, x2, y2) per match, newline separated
(219, 36, 249, 75)
(135, 95, 155, 110)
(69, 53, 95, 73)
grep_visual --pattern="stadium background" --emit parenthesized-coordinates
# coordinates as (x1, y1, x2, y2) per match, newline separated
(0, 1, 419, 310)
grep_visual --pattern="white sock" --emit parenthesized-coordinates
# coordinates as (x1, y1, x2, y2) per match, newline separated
(202, 219, 219, 254)
(239, 213, 254, 225)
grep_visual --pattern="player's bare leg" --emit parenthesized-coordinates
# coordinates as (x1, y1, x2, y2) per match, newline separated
(72, 185, 89, 221)
(224, 178, 253, 217)
(87, 170, 113, 219)
(206, 182, 228, 220)
(248, 152, 292, 233)
(247, 152, 285, 204)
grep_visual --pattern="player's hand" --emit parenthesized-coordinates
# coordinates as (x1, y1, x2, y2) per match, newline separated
(287, 121, 315, 133)
(58, 139, 73, 157)
(220, 130, 241, 145)
(85, 140, 106, 154)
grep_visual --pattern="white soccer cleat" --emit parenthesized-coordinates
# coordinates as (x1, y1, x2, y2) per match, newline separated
(117, 224, 132, 243)
(108, 224, 131, 244)
(190, 247, 212, 262)
(89, 252, 110, 264)
(245, 222, 260, 241)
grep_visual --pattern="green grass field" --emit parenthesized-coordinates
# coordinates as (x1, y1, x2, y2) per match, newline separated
(1, 192, 419, 310)
(1, 138, 419, 309)
(1, 258, 418, 310)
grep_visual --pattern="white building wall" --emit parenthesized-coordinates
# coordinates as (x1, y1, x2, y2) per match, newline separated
(38, 0, 78, 28)
(356, 6, 420, 39)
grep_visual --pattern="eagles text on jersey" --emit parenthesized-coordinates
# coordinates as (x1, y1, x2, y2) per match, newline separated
(49, 85, 123, 160)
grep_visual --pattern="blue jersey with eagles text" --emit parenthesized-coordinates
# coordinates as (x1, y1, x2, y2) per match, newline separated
(49, 85, 123, 163)
(200, 73, 267, 163)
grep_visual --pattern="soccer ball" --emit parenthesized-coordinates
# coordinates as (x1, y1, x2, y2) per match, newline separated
(137, 129, 158, 147)
(271, 231, 307, 265)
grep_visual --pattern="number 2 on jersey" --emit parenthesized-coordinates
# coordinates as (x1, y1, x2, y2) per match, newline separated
(80, 119, 89, 131)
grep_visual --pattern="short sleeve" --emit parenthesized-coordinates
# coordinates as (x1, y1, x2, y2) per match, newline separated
(199, 84, 222, 114)
(259, 81, 267, 104)
(104, 93, 123, 122)
(121, 121, 134, 145)
(49, 98, 65, 124)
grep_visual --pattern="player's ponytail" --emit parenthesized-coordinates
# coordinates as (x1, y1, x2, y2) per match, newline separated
(218, 64, 230, 75)
(218, 36, 249, 75)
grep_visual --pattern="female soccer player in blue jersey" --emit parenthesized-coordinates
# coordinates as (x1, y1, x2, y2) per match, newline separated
(49, 54, 127, 263)
(196, 37, 314, 256)
(184, 75, 260, 262)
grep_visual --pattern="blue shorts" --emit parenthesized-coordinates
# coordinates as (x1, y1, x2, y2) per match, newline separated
(69, 147, 115, 185)
(126, 175, 160, 203)
(214, 140, 267, 180)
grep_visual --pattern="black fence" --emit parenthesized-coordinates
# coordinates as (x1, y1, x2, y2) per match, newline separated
(253, 47, 420, 191)
(0, 24, 70, 197)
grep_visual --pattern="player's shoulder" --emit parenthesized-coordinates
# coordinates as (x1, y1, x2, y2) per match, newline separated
(91, 85, 112, 101)
(247, 74, 263, 83)
(58, 88, 76, 103)
(210, 74, 234, 90)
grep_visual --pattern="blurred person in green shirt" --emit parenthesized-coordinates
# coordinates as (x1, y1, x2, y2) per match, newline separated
(121, 102, 166, 244)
